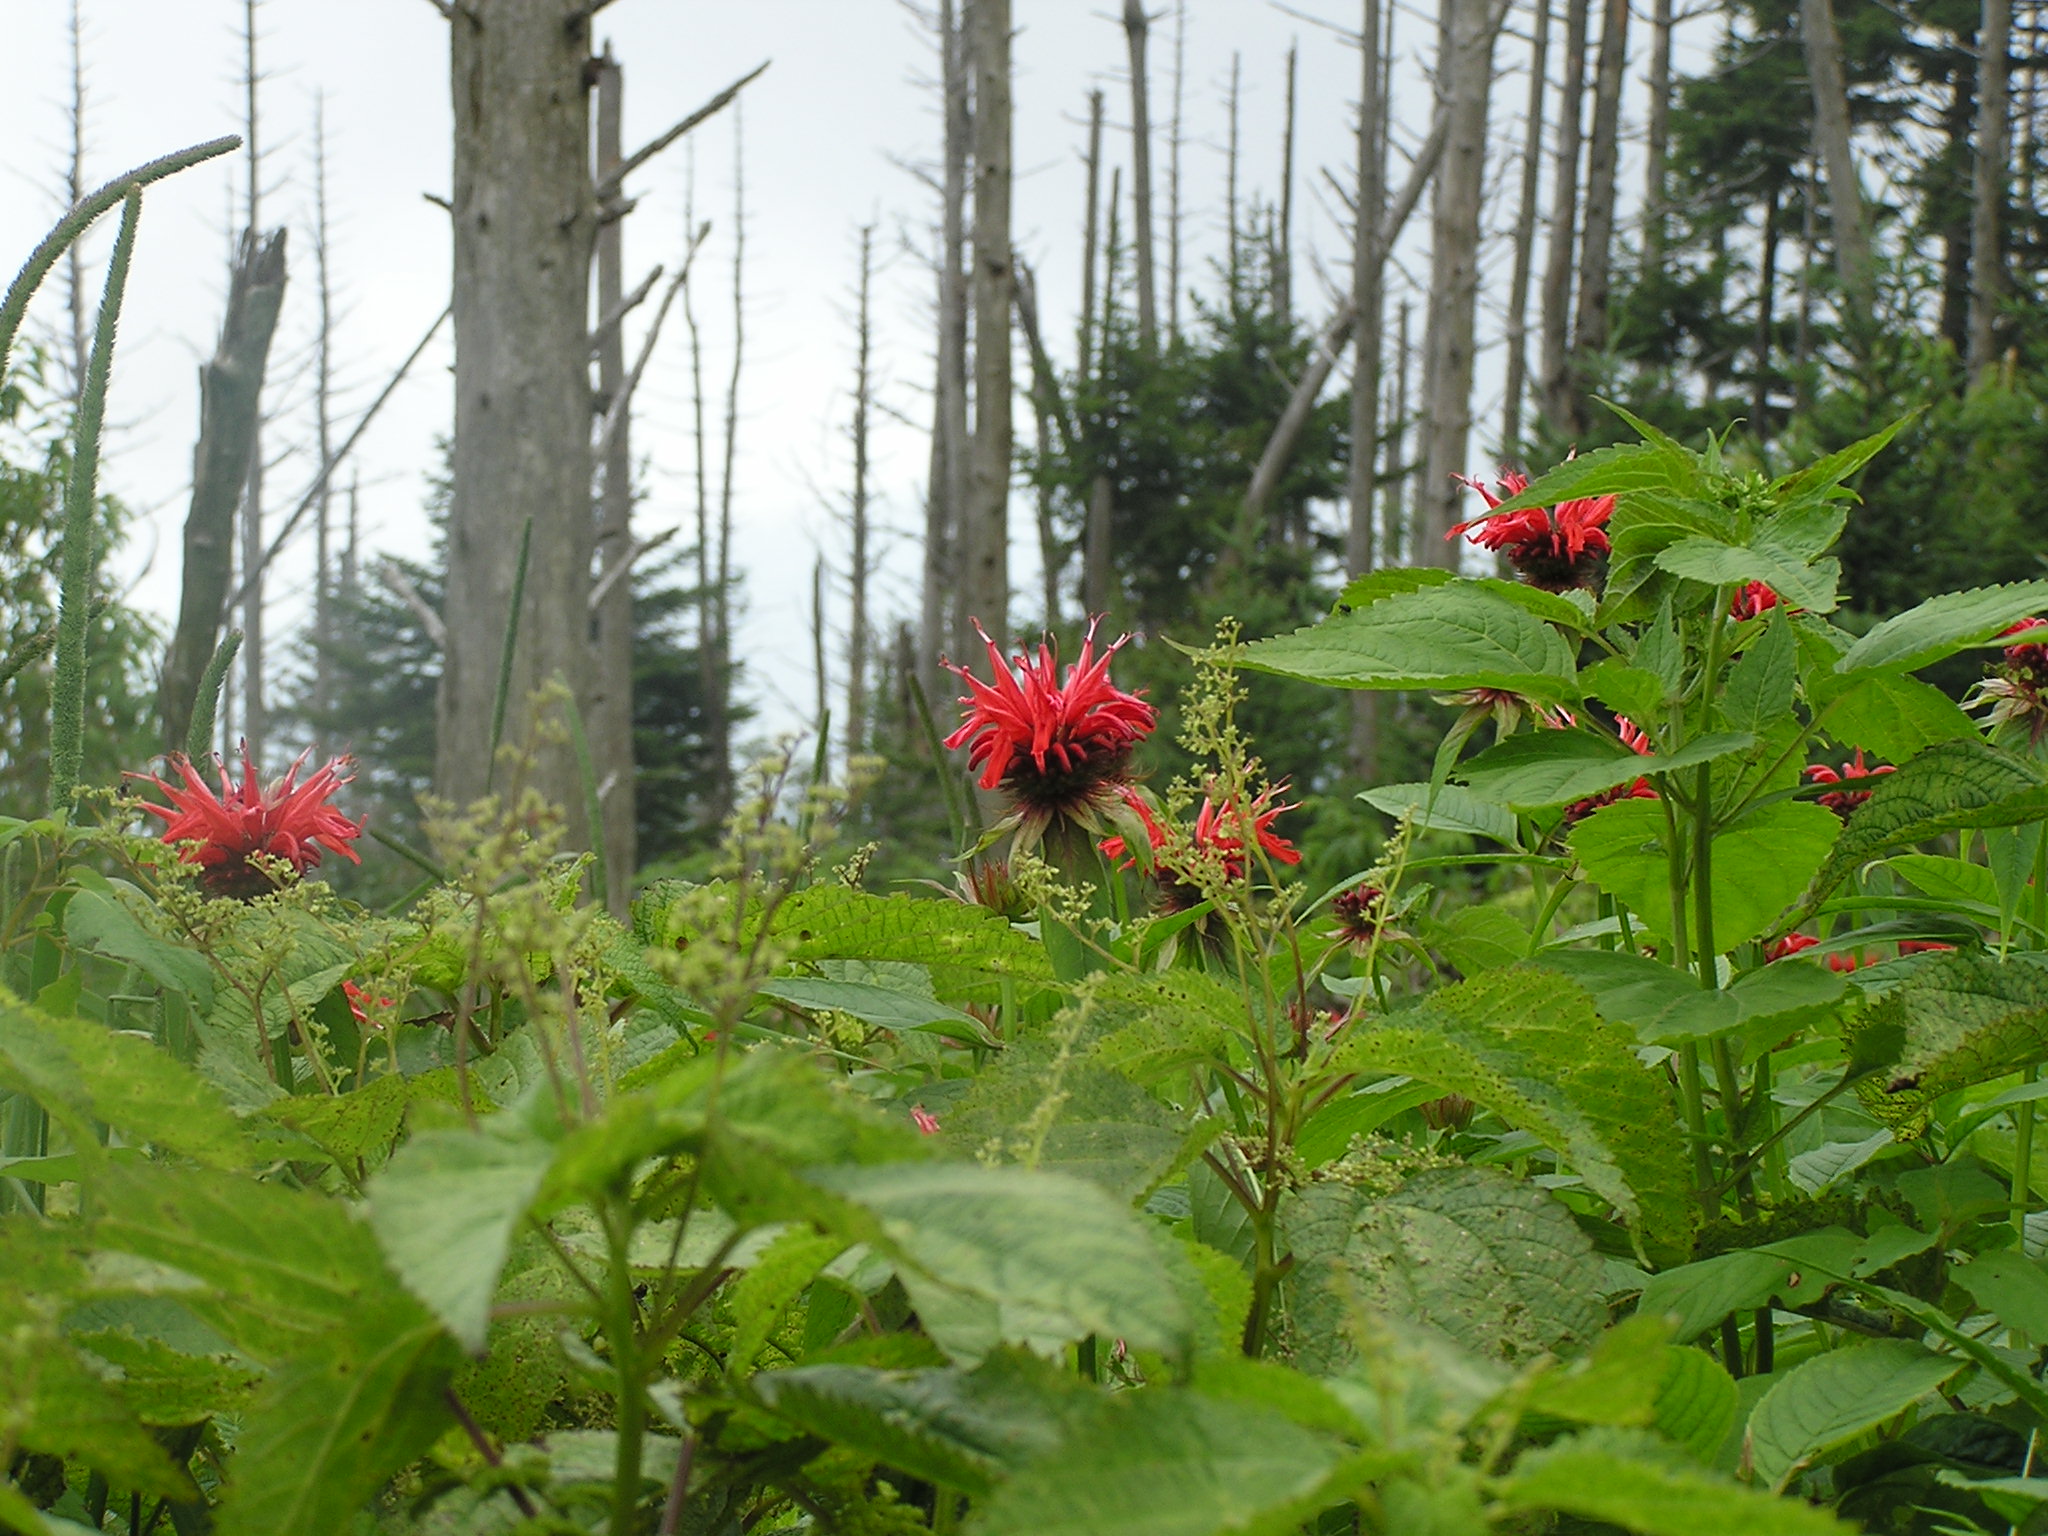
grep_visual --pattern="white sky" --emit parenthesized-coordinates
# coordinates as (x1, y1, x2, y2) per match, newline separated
(0, 0, 1698, 746)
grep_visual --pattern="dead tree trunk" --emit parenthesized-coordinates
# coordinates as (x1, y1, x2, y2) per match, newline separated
(1387, 297, 1412, 565)
(1798, 0, 1875, 337)
(1752, 183, 1781, 428)
(1643, 0, 1674, 279)
(965, 0, 1013, 644)
(1969, 0, 2011, 379)
(1277, 42, 1297, 322)
(1420, 0, 1508, 565)
(239, 0, 269, 768)
(712, 107, 746, 820)
(1347, 0, 1386, 775)
(1538, 0, 1589, 439)
(592, 48, 636, 913)
(847, 224, 875, 752)
(1567, 0, 1630, 427)
(1014, 259, 1069, 626)
(1226, 53, 1243, 294)
(311, 93, 337, 755)
(928, 0, 971, 674)
(159, 231, 287, 752)
(441, 0, 597, 823)
(1167, 0, 1186, 342)
(62, 0, 91, 400)
(1084, 168, 1121, 619)
(1503, 0, 1549, 459)
(1123, 0, 1158, 356)
(1079, 88, 1104, 380)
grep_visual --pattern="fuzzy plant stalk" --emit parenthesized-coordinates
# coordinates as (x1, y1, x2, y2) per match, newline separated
(185, 630, 244, 762)
(49, 188, 142, 822)
(0, 136, 236, 385)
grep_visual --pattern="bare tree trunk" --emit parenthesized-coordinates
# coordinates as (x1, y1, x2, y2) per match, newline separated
(1643, 0, 1674, 278)
(1123, 0, 1158, 356)
(847, 224, 874, 751)
(1503, 0, 1549, 459)
(1969, 0, 2011, 379)
(592, 48, 636, 913)
(1348, 0, 1386, 775)
(239, 0, 268, 768)
(965, 0, 1013, 644)
(1798, 0, 1875, 336)
(343, 472, 360, 599)
(1387, 297, 1412, 565)
(931, 0, 971, 670)
(1567, 0, 1629, 425)
(441, 0, 597, 824)
(1226, 52, 1242, 296)
(311, 93, 336, 756)
(63, 0, 90, 400)
(1421, 0, 1507, 565)
(811, 555, 828, 738)
(1168, 0, 1186, 343)
(1794, 156, 1815, 408)
(1277, 42, 1297, 322)
(682, 154, 717, 816)
(712, 106, 746, 819)
(1538, 0, 1589, 439)
(1014, 259, 1068, 626)
(1751, 183, 1780, 430)
(1084, 168, 1120, 619)
(1079, 88, 1103, 382)
(159, 232, 287, 753)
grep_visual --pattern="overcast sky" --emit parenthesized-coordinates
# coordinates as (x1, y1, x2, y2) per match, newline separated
(0, 0, 1687, 748)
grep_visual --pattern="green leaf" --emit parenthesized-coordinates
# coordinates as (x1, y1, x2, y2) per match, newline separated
(1853, 952, 2048, 1136)
(808, 1162, 1189, 1360)
(1535, 950, 1845, 1053)
(1953, 1250, 2048, 1345)
(752, 1349, 1081, 1495)
(1357, 782, 1520, 844)
(1083, 970, 1248, 1084)
(62, 886, 214, 1007)
(1654, 1347, 1740, 1462)
(1572, 798, 1842, 953)
(1499, 1428, 1854, 1533)
(1581, 660, 1670, 723)
(2, 1329, 195, 1499)
(1283, 1168, 1609, 1373)
(1745, 1338, 1963, 1491)
(72, 1326, 259, 1425)
(1653, 535, 1841, 614)
(1239, 583, 1578, 701)
(366, 1110, 559, 1353)
(215, 1298, 456, 1536)
(1638, 1251, 1809, 1345)
(1886, 853, 2001, 908)
(1427, 904, 1532, 974)
(1295, 1081, 1453, 1168)
(1721, 608, 1795, 736)
(767, 886, 1053, 988)
(1806, 739, 2048, 906)
(1836, 580, 2048, 675)
(1808, 671, 1978, 762)
(1482, 441, 1694, 516)
(728, 1226, 849, 1371)
(969, 1388, 1348, 1536)
(1525, 1313, 1674, 1428)
(0, 986, 251, 1170)
(1772, 414, 1912, 498)
(1333, 968, 1695, 1262)
(1334, 567, 1453, 611)
(758, 976, 984, 1035)
(1458, 730, 1753, 810)
(267, 1067, 469, 1170)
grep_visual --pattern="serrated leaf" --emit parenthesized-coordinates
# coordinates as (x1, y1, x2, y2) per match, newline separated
(1953, 1250, 2048, 1345)
(758, 976, 983, 1035)
(1580, 659, 1670, 722)
(1654, 1346, 1740, 1462)
(63, 886, 214, 1007)
(1654, 538, 1841, 614)
(268, 1067, 469, 1170)
(1081, 970, 1248, 1083)
(1854, 953, 2048, 1136)
(1745, 1339, 1963, 1491)
(1285, 1169, 1609, 1373)
(1534, 950, 1845, 1053)
(1500, 1427, 1853, 1533)
(969, 1388, 1348, 1536)
(1722, 608, 1795, 736)
(73, 1328, 260, 1425)
(1807, 739, 2048, 906)
(728, 1227, 848, 1371)
(808, 1162, 1188, 1361)
(1573, 798, 1841, 953)
(1836, 581, 2048, 675)
(1334, 567, 1453, 611)
(1332, 970, 1695, 1262)
(1481, 441, 1693, 516)
(1887, 852, 2001, 908)
(1809, 671, 1978, 762)
(1240, 583, 1578, 700)
(1457, 729, 1752, 810)
(0, 986, 252, 1170)
(2, 1329, 194, 1498)
(1357, 782, 1520, 845)
(1772, 414, 1912, 498)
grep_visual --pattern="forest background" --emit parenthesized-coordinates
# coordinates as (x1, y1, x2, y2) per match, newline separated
(0, 0, 2040, 904)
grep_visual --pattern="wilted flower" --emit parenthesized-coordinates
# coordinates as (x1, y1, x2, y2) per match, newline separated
(1563, 716, 1659, 826)
(944, 616, 1156, 847)
(1805, 750, 1892, 818)
(342, 980, 393, 1031)
(1967, 618, 2048, 745)
(1730, 582, 1782, 621)
(131, 747, 363, 899)
(1329, 882, 1388, 950)
(1448, 465, 1615, 591)
(1100, 783, 1301, 885)
(1418, 1093, 1477, 1132)
(910, 1105, 942, 1135)
(1434, 686, 1575, 737)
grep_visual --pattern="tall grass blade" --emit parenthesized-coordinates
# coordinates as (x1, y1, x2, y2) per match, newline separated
(49, 190, 141, 821)
(485, 517, 535, 791)
(184, 630, 243, 763)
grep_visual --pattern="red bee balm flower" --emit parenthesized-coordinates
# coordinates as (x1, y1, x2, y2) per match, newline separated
(1101, 783, 1301, 884)
(1562, 717, 1659, 825)
(1969, 618, 2048, 745)
(1730, 582, 1782, 621)
(1448, 467, 1616, 591)
(945, 617, 1156, 842)
(1805, 750, 1893, 818)
(132, 748, 364, 899)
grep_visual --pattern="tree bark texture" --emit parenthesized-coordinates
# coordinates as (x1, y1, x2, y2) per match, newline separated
(1798, 0, 1875, 334)
(928, 0, 971, 673)
(848, 224, 874, 752)
(1538, 0, 1589, 439)
(1123, 0, 1158, 356)
(592, 49, 636, 914)
(1570, 0, 1630, 380)
(1346, 0, 1386, 779)
(1968, 0, 2011, 378)
(159, 230, 286, 754)
(1277, 43, 1297, 323)
(1421, 0, 1506, 567)
(442, 0, 597, 825)
(1643, 0, 1674, 276)
(965, 0, 1013, 645)
(1503, 0, 1549, 459)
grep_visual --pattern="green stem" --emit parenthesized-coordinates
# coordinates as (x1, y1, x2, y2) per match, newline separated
(49, 189, 141, 821)
(2016, 1066, 2038, 1245)
(1523, 875, 1576, 958)
(184, 630, 242, 762)
(605, 1195, 645, 1536)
